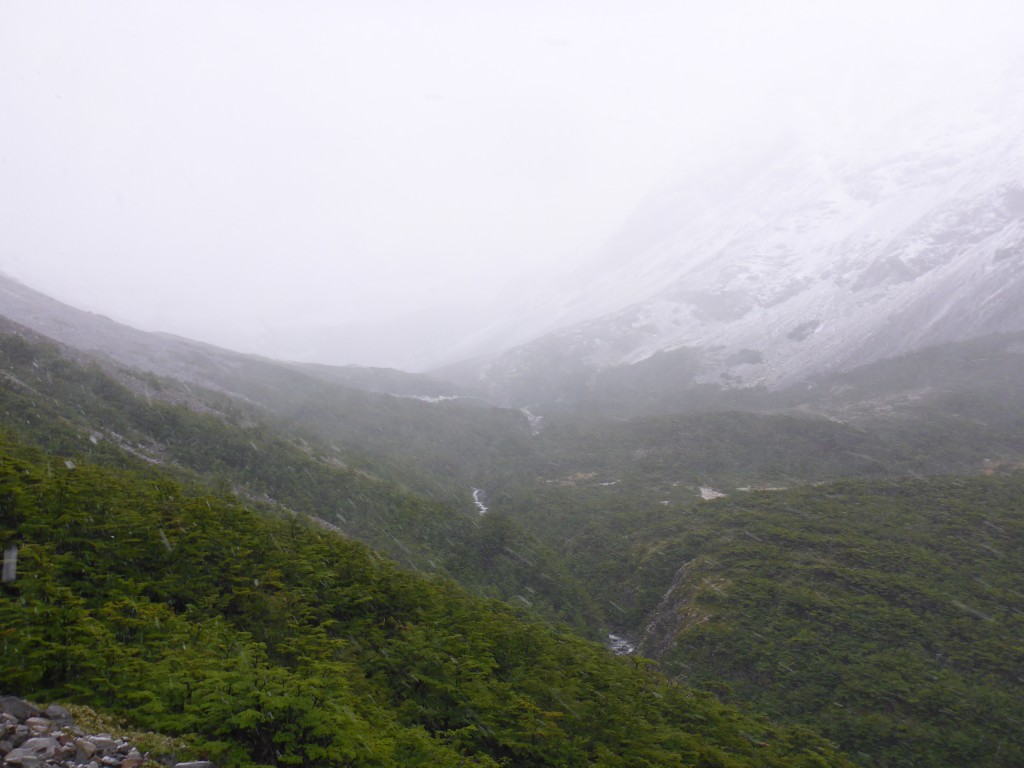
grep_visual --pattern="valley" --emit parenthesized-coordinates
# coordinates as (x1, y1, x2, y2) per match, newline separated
(4, 6, 1024, 766)
(2, 274, 1024, 766)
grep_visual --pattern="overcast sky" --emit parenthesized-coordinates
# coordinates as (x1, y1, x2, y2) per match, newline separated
(2, 1, 1022, 363)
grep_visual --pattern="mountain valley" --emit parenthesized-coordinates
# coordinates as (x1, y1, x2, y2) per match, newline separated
(6, 5, 1024, 766)
(3, 261, 1024, 765)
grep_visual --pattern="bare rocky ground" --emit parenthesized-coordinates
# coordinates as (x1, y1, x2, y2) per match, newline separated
(0, 696, 210, 768)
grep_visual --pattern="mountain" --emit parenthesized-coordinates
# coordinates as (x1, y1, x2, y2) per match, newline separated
(0, 271, 530, 504)
(5, 272, 1024, 766)
(0, 271, 470, 404)
(447, 65, 1024, 407)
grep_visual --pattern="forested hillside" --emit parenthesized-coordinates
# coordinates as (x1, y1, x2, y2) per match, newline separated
(5, 5, 1024, 767)
(3, 322, 1024, 767)
(633, 477, 1024, 767)
(489, 475, 1024, 767)
(0, 435, 850, 767)
(0, 330, 598, 632)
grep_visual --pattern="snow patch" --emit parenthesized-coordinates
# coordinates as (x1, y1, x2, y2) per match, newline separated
(700, 487, 727, 500)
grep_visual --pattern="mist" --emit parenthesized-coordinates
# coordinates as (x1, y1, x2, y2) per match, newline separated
(2, 0, 1022, 369)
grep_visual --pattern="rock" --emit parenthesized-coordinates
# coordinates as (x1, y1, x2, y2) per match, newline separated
(76, 737, 99, 762)
(0, 696, 205, 768)
(0, 699, 39, 722)
(17, 736, 60, 757)
(42, 705, 72, 725)
(90, 735, 117, 751)
(2, 746, 42, 767)
(23, 718, 51, 737)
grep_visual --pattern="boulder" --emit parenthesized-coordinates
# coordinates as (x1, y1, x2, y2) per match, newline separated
(17, 736, 60, 757)
(0, 698, 39, 722)
(75, 737, 99, 762)
(90, 735, 117, 751)
(2, 746, 42, 767)
(43, 705, 72, 725)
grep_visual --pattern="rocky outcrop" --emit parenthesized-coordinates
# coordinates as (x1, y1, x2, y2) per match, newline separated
(0, 696, 211, 768)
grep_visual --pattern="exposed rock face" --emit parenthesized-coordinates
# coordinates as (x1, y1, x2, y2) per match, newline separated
(0, 697, 211, 768)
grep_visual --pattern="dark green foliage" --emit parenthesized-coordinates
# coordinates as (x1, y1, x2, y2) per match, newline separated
(0, 435, 851, 767)
(6, 325, 1024, 767)
(528, 411, 908, 488)
(625, 477, 1024, 767)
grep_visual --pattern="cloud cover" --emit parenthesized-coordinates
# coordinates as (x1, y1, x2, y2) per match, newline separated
(1, 1, 1021, 366)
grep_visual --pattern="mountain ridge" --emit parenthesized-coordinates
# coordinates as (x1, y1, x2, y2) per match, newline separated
(444, 74, 1024, 404)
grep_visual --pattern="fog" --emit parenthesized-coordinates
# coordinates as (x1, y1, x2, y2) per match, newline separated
(1, 1, 1021, 369)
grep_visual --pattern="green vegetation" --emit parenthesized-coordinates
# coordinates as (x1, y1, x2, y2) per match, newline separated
(476, 459, 1024, 766)
(0, 435, 850, 767)
(5, 326, 1024, 767)
(610, 478, 1024, 767)
(0, 331, 598, 632)
(63, 703, 200, 765)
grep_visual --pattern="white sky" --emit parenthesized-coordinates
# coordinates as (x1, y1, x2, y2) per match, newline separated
(2, 1, 1022, 362)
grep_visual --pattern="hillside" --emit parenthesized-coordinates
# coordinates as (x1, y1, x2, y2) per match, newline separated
(633, 477, 1024, 767)
(4, 287, 1024, 766)
(0, 434, 852, 767)
(476, 470, 1024, 767)
(0, 327, 601, 632)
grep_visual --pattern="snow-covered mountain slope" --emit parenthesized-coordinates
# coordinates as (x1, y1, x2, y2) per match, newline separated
(456, 67, 1024, 401)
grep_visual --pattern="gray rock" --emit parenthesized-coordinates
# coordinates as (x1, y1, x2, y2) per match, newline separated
(90, 735, 117, 751)
(43, 704, 72, 724)
(22, 717, 51, 737)
(76, 737, 99, 762)
(0, 698, 39, 721)
(0, 740, 13, 755)
(2, 746, 42, 767)
(18, 736, 60, 756)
